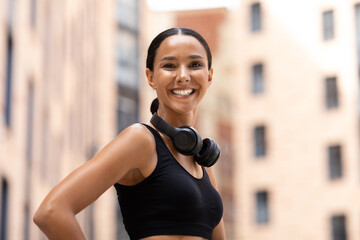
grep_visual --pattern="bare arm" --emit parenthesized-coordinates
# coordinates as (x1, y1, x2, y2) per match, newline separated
(205, 167, 226, 240)
(33, 124, 155, 239)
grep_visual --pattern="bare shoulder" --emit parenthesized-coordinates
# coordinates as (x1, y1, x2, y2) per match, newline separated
(84, 123, 157, 184)
(111, 123, 156, 166)
(116, 123, 154, 143)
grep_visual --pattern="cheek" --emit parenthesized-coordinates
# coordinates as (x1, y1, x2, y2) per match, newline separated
(195, 72, 211, 85)
(154, 70, 175, 83)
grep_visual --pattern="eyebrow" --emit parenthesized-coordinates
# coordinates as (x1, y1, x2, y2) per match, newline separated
(159, 55, 204, 61)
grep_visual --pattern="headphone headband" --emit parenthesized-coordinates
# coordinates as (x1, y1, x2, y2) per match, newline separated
(150, 113, 177, 139)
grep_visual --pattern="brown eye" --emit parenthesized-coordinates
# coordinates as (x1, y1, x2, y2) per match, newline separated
(163, 63, 176, 69)
(190, 62, 203, 68)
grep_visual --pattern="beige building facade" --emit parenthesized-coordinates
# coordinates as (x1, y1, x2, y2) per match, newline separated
(229, 1, 360, 239)
(0, 0, 134, 239)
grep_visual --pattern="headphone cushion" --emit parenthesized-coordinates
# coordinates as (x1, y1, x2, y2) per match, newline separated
(194, 138, 220, 167)
(174, 127, 202, 156)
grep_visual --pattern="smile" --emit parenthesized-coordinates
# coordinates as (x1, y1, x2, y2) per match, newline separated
(171, 89, 194, 96)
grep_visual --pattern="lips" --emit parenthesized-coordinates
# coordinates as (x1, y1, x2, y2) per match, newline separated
(171, 89, 194, 96)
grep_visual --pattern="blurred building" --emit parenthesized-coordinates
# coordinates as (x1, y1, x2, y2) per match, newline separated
(230, 1, 360, 239)
(142, 0, 360, 240)
(0, 0, 140, 239)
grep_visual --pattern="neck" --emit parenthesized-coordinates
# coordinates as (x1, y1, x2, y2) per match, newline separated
(156, 108, 198, 128)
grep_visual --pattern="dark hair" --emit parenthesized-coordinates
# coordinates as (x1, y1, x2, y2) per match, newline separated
(147, 28, 212, 114)
(146, 27, 212, 71)
(150, 98, 159, 114)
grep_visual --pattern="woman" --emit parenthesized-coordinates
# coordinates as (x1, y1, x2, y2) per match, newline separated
(34, 27, 226, 240)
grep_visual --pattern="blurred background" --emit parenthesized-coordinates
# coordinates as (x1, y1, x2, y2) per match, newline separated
(0, 0, 359, 239)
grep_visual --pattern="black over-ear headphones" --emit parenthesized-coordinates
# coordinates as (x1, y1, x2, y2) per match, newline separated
(150, 113, 220, 167)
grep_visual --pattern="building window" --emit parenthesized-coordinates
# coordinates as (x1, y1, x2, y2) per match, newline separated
(116, 0, 138, 32)
(354, 4, 360, 114)
(116, 87, 138, 133)
(331, 215, 347, 240)
(325, 77, 339, 109)
(252, 63, 264, 94)
(251, 2, 262, 32)
(115, 29, 138, 89)
(323, 10, 335, 40)
(254, 126, 266, 157)
(255, 191, 269, 224)
(328, 145, 343, 179)
(5, 34, 13, 127)
(7, 0, 14, 29)
(41, 111, 49, 180)
(26, 83, 35, 161)
(0, 178, 9, 240)
(30, 0, 37, 28)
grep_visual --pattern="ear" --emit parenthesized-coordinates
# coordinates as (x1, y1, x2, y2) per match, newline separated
(146, 68, 156, 89)
(208, 68, 214, 86)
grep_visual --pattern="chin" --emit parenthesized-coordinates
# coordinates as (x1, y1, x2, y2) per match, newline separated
(174, 105, 198, 115)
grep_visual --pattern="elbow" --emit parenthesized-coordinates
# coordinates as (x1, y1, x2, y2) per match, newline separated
(33, 203, 56, 228)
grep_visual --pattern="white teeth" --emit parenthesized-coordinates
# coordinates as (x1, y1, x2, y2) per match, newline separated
(172, 89, 194, 96)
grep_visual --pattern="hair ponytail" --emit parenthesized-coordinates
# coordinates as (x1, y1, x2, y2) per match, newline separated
(150, 98, 159, 114)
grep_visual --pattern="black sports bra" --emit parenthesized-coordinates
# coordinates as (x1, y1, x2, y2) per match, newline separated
(114, 124, 223, 240)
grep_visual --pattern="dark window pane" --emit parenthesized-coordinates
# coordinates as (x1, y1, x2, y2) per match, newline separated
(323, 10, 334, 40)
(331, 215, 347, 240)
(326, 77, 339, 109)
(251, 2, 261, 32)
(252, 64, 264, 94)
(1, 178, 8, 240)
(30, 0, 37, 27)
(328, 145, 342, 179)
(255, 191, 269, 224)
(254, 126, 266, 157)
(5, 34, 13, 127)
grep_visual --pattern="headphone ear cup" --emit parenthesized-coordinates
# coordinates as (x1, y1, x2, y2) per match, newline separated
(174, 127, 202, 156)
(194, 138, 220, 167)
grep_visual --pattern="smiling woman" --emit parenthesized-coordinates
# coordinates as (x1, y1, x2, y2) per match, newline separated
(33, 27, 225, 240)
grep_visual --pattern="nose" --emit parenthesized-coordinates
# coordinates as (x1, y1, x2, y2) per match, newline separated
(176, 65, 190, 83)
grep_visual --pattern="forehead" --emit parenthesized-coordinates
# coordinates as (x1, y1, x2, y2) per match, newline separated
(155, 35, 207, 60)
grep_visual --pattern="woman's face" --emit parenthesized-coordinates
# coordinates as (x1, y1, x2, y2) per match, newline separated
(146, 35, 213, 115)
